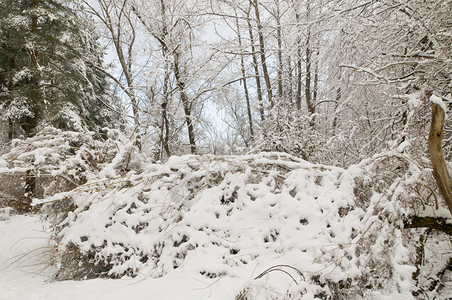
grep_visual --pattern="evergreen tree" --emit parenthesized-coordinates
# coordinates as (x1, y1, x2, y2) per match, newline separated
(0, 0, 113, 139)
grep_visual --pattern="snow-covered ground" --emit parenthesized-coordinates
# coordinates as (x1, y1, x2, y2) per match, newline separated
(0, 215, 245, 300)
(1, 130, 451, 300)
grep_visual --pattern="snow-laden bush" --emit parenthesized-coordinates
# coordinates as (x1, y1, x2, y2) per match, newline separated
(35, 145, 452, 298)
(3, 128, 447, 298)
(0, 127, 141, 212)
(256, 108, 318, 160)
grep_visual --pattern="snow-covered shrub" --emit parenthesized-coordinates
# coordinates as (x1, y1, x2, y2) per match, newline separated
(0, 127, 140, 212)
(41, 148, 452, 298)
(254, 105, 379, 168)
(348, 151, 452, 299)
(255, 106, 319, 160)
(255, 107, 319, 160)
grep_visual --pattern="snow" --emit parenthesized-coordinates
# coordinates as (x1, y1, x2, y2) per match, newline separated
(30, 152, 418, 298)
(0, 214, 419, 300)
(406, 93, 422, 110)
(0, 215, 246, 300)
(396, 141, 411, 153)
(1, 130, 452, 299)
(430, 94, 447, 113)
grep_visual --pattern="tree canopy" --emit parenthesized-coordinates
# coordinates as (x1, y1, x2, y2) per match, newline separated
(0, 0, 113, 139)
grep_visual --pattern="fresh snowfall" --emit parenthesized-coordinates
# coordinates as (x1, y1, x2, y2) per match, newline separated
(1, 0, 451, 299)
(0, 129, 451, 300)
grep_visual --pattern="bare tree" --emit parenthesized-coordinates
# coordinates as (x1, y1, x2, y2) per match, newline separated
(250, 0, 273, 108)
(234, 11, 254, 141)
(244, 5, 266, 122)
(131, 0, 221, 155)
(83, 0, 142, 148)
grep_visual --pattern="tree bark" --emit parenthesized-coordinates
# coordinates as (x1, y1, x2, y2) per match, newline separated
(7, 58, 15, 140)
(252, 0, 273, 108)
(22, 0, 41, 137)
(274, 0, 283, 101)
(428, 102, 452, 216)
(404, 216, 452, 235)
(235, 14, 254, 141)
(174, 55, 196, 154)
(303, 2, 315, 121)
(295, 11, 302, 111)
(160, 67, 171, 159)
(313, 59, 318, 107)
(156, 0, 171, 158)
(304, 22, 314, 117)
(246, 11, 265, 121)
(287, 57, 293, 104)
(97, 0, 141, 149)
(305, 38, 312, 114)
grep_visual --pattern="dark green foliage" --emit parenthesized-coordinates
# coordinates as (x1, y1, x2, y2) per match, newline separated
(0, 0, 113, 138)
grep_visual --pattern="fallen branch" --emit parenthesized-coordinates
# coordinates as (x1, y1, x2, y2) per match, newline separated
(404, 216, 452, 235)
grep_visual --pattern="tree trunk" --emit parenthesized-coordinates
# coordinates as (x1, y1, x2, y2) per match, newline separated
(114, 37, 141, 149)
(7, 58, 15, 140)
(304, 2, 315, 120)
(305, 28, 314, 117)
(22, 0, 41, 137)
(174, 56, 196, 154)
(295, 11, 302, 110)
(101, 0, 141, 149)
(274, 0, 283, 101)
(235, 14, 254, 141)
(287, 57, 293, 104)
(404, 216, 452, 235)
(252, 0, 273, 108)
(313, 59, 318, 106)
(428, 102, 452, 216)
(160, 66, 171, 159)
(246, 12, 265, 122)
(158, 0, 171, 158)
(332, 71, 342, 131)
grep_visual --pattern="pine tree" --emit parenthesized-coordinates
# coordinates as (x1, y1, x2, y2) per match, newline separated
(0, 0, 113, 139)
